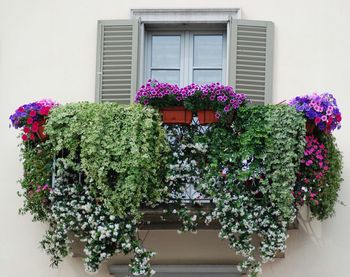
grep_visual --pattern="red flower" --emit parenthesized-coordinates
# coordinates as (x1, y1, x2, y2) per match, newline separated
(29, 133, 35, 140)
(315, 117, 321, 124)
(22, 134, 28, 141)
(29, 110, 36, 117)
(39, 107, 50, 116)
(32, 124, 39, 132)
(23, 126, 30, 133)
(18, 106, 25, 113)
(336, 114, 342, 122)
(27, 117, 33, 124)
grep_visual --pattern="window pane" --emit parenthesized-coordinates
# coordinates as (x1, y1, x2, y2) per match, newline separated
(151, 36, 181, 68)
(193, 35, 223, 67)
(193, 69, 222, 84)
(151, 70, 180, 85)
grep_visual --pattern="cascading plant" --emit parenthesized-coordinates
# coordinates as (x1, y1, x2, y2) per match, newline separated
(11, 91, 343, 277)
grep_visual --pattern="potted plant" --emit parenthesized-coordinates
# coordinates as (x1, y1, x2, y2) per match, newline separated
(289, 93, 342, 133)
(9, 99, 58, 142)
(135, 80, 193, 125)
(183, 83, 247, 125)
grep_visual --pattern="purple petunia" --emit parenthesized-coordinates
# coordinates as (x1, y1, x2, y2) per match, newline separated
(289, 93, 341, 133)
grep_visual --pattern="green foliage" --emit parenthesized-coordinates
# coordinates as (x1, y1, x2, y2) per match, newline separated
(310, 133, 343, 220)
(198, 105, 306, 276)
(45, 102, 170, 219)
(19, 143, 53, 221)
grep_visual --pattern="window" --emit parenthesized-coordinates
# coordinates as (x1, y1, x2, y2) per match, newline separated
(145, 30, 227, 86)
(95, 9, 274, 105)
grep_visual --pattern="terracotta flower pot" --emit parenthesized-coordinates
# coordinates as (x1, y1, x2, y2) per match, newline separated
(37, 119, 48, 141)
(197, 110, 219, 125)
(159, 106, 193, 125)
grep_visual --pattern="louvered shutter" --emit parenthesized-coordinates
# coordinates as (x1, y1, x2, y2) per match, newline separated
(95, 20, 139, 104)
(228, 20, 274, 104)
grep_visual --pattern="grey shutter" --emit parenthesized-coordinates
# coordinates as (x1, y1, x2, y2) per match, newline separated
(228, 20, 274, 104)
(95, 20, 139, 104)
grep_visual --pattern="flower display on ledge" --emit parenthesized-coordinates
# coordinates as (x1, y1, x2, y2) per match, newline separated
(9, 93, 343, 277)
(289, 93, 342, 133)
(134, 80, 248, 120)
(9, 99, 58, 141)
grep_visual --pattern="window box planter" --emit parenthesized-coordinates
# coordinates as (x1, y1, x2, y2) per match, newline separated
(197, 110, 219, 125)
(160, 106, 193, 125)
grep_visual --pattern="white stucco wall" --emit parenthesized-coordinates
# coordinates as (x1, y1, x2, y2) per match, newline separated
(0, 0, 349, 276)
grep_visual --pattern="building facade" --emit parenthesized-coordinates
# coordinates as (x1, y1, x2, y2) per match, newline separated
(1, 0, 349, 276)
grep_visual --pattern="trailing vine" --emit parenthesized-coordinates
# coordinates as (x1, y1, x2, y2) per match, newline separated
(45, 102, 170, 220)
(309, 133, 343, 220)
(197, 105, 306, 276)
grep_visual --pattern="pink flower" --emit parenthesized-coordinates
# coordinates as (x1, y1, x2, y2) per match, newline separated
(29, 110, 36, 117)
(305, 160, 313, 166)
(22, 134, 28, 141)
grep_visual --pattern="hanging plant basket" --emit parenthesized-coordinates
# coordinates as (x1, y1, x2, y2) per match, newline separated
(306, 119, 316, 134)
(197, 110, 219, 125)
(37, 119, 48, 141)
(159, 106, 193, 125)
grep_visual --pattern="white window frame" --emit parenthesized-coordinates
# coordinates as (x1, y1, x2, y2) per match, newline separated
(130, 9, 241, 88)
(145, 29, 227, 86)
(189, 30, 227, 86)
(145, 31, 185, 86)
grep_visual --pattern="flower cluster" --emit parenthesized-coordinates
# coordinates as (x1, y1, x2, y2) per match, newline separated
(289, 93, 341, 132)
(135, 80, 184, 108)
(41, 159, 155, 275)
(9, 99, 58, 141)
(135, 80, 247, 118)
(184, 82, 247, 118)
(294, 135, 329, 206)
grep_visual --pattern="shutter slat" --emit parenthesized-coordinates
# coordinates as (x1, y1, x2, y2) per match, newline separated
(229, 20, 274, 104)
(96, 20, 139, 103)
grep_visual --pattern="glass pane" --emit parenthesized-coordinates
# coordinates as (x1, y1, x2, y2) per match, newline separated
(193, 35, 223, 67)
(193, 69, 222, 84)
(151, 36, 181, 68)
(151, 70, 180, 85)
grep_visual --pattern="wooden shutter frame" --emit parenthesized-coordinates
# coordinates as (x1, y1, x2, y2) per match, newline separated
(228, 19, 274, 104)
(95, 19, 139, 103)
